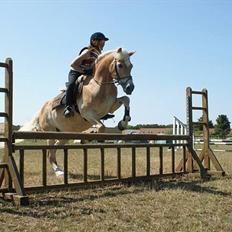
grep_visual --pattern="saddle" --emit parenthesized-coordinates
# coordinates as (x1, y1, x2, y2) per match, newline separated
(52, 76, 115, 121)
(52, 76, 85, 112)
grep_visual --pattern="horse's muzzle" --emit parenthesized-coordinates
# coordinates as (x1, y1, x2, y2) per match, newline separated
(125, 83, 134, 95)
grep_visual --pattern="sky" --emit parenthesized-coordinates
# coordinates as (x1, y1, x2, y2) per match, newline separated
(0, 0, 232, 128)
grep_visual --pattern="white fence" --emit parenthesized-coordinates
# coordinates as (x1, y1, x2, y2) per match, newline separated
(173, 116, 232, 152)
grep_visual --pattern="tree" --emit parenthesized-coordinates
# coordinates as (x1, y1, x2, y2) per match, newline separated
(193, 116, 214, 131)
(214, 114, 231, 138)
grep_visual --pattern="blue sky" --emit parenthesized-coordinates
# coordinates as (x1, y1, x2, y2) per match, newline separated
(1, 0, 232, 127)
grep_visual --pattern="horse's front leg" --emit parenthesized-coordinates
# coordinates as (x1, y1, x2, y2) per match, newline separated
(109, 96, 131, 130)
(82, 114, 106, 133)
(47, 139, 68, 176)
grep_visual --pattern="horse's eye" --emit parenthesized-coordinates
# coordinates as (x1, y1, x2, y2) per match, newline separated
(118, 64, 123, 68)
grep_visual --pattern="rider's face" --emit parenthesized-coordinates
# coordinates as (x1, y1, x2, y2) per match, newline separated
(98, 39, 106, 50)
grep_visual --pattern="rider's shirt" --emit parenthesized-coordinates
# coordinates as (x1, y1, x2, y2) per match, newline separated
(71, 47, 101, 72)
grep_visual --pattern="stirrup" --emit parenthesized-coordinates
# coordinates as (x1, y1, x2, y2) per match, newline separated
(64, 106, 74, 118)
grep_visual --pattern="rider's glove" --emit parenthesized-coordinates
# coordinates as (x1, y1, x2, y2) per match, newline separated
(83, 69, 93, 76)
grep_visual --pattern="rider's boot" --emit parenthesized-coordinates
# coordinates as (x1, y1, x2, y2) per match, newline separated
(64, 105, 74, 118)
(64, 79, 76, 118)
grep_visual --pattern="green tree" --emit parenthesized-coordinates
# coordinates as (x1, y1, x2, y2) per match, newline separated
(193, 116, 214, 131)
(214, 114, 230, 138)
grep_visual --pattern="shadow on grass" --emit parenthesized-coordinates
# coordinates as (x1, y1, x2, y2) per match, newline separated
(154, 178, 232, 197)
(0, 175, 231, 218)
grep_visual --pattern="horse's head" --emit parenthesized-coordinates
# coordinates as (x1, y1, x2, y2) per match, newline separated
(112, 48, 135, 95)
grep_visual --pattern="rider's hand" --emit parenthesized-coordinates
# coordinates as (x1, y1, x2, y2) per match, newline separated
(84, 69, 93, 76)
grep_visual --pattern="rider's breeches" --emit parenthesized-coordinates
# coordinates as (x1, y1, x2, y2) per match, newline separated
(65, 70, 82, 107)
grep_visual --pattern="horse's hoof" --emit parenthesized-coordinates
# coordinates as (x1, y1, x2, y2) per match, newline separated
(55, 168, 64, 176)
(118, 121, 126, 130)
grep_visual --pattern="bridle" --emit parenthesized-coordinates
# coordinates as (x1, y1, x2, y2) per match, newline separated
(114, 59, 133, 86)
(94, 58, 132, 86)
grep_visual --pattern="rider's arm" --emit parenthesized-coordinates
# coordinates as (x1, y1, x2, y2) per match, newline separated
(70, 49, 91, 73)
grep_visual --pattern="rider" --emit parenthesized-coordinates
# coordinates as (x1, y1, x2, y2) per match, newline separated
(64, 32, 109, 117)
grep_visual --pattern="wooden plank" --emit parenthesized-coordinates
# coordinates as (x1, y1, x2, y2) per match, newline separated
(159, 147, 163, 175)
(13, 131, 190, 141)
(100, 148, 104, 181)
(171, 147, 175, 174)
(22, 172, 185, 193)
(14, 142, 189, 151)
(208, 148, 225, 174)
(0, 62, 8, 68)
(7, 155, 27, 196)
(0, 137, 8, 142)
(132, 147, 136, 178)
(0, 87, 8, 93)
(0, 168, 5, 188)
(187, 148, 193, 173)
(42, 149, 47, 187)
(13, 194, 29, 206)
(191, 90, 204, 95)
(187, 145, 208, 179)
(183, 146, 186, 172)
(0, 112, 8, 118)
(83, 148, 88, 182)
(3, 58, 13, 194)
(64, 149, 68, 185)
(117, 148, 121, 179)
(19, 149, 24, 188)
(146, 147, 150, 176)
(0, 163, 8, 168)
(192, 107, 206, 111)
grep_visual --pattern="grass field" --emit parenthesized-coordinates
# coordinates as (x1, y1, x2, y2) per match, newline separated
(1, 142, 232, 232)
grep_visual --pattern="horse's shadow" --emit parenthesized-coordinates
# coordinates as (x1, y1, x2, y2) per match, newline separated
(0, 176, 231, 218)
(148, 176, 231, 197)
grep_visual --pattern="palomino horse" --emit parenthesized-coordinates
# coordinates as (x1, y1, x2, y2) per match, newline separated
(21, 48, 135, 176)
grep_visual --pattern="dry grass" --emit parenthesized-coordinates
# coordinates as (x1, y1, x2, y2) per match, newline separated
(1, 142, 232, 232)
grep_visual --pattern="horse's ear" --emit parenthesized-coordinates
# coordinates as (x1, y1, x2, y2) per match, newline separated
(117, 48, 122, 53)
(129, 51, 135, 56)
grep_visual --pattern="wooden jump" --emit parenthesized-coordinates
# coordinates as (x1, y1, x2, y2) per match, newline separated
(0, 58, 224, 206)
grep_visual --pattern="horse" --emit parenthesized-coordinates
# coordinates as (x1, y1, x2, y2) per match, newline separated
(20, 48, 135, 176)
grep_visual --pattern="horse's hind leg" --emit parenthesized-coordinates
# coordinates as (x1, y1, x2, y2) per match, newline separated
(109, 96, 131, 130)
(47, 139, 67, 176)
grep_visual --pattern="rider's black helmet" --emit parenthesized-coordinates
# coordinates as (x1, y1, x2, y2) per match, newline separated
(90, 32, 109, 42)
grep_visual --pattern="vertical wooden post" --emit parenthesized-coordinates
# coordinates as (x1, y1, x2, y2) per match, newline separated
(64, 149, 68, 185)
(42, 149, 47, 187)
(183, 146, 186, 172)
(159, 147, 163, 175)
(83, 148, 88, 182)
(146, 147, 150, 176)
(202, 89, 210, 169)
(186, 87, 193, 172)
(3, 58, 13, 189)
(117, 148, 121, 179)
(19, 149, 24, 188)
(171, 146, 175, 174)
(132, 147, 136, 178)
(100, 148, 104, 181)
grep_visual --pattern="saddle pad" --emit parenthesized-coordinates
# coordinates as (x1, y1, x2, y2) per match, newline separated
(52, 91, 66, 110)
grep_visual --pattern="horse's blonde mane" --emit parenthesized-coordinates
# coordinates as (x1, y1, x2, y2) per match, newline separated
(96, 50, 114, 63)
(96, 48, 130, 64)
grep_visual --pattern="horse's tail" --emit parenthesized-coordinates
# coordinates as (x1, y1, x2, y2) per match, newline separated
(0, 113, 41, 148)
(19, 112, 41, 132)
(15, 112, 41, 144)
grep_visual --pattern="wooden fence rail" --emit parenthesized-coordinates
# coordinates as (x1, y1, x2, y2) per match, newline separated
(12, 134, 190, 193)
